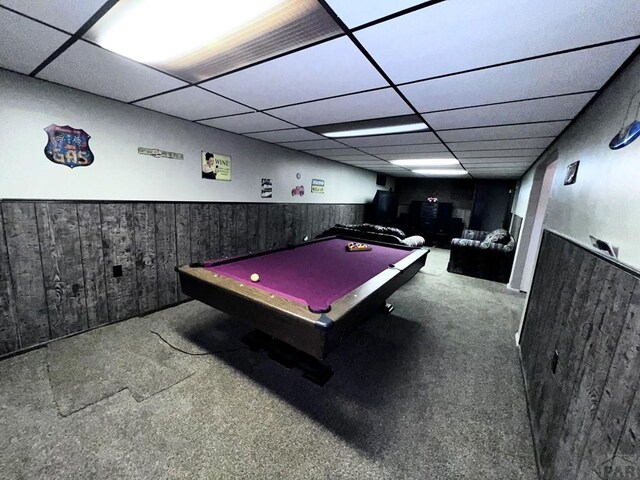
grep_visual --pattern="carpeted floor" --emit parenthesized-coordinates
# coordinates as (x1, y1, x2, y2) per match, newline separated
(0, 248, 538, 479)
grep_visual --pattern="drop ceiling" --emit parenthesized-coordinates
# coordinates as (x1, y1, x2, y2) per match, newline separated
(1, 0, 639, 180)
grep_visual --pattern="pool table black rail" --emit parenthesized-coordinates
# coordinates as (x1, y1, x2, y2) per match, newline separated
(177, 237, 428, 359)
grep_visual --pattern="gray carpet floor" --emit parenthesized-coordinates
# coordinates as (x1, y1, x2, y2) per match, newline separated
(0, 248, 538, 479)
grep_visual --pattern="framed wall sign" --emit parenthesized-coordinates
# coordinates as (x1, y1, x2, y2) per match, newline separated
(564, 161, 579, 185)
(202, 151, 231, 181)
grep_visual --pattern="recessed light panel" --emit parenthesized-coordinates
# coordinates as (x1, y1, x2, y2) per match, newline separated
(85, 0, 342, 82)
(390, 159, 460, 167)
(412, 169, 468, 176)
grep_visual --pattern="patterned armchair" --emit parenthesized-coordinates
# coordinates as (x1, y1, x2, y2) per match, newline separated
(447, 229, 516, 283)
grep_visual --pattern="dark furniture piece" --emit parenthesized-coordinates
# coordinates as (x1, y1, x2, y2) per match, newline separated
(447, 229, 516, 283)
(408, 201, 462, 247)
(370, 190, 398, 225)
(178, 236, 428, 383)
(318, 223, 425, 247)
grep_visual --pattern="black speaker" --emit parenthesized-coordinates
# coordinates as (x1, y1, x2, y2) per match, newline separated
(371, 191, 398, 225)
(376, 174, 387, 187)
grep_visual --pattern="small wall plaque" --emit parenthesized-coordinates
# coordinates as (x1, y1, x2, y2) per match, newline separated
(138, 147, 183, 160)
(564, 161, 579, 185)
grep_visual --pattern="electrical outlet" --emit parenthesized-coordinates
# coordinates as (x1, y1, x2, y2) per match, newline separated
(112, 265, 123, 277)
(552, 350, 559, 374)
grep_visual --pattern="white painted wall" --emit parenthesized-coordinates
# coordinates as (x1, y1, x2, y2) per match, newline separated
(542, 52, 640, 270)
(0, 69, 389, 203)
(512, 168, 534, 219)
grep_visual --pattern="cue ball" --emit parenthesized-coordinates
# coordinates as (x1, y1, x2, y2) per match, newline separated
(250, 273, 260, 282)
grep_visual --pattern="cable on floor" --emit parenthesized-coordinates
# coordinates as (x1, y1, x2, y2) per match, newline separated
(150, 330, 245, 356)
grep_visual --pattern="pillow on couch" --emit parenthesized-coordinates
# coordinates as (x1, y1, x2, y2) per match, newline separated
(482, 229, 511, 246)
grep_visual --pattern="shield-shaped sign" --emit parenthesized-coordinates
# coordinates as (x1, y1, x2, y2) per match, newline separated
(44, 124, 94, 168)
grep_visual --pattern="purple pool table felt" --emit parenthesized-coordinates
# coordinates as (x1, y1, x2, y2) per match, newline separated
(205, 238, 415, 312)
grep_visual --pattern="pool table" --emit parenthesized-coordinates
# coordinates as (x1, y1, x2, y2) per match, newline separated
(177, 236, 428, 361)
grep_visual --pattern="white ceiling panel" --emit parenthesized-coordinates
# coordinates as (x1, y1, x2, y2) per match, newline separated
(462, 162, 533, 169)
(245, 129, 324, 143)
(340, 131, 440, 147)
(134, 86, 251, 121)
(439, 122, 569, 142)
(400, 40, 639, 111)
(198, 112, 293, 133)
(38, 41, 186, 102)
(472, 173, 521, 178)
(0, 8, 70, 75)
(456, 150, 543, 158)
(201, 37, 386, 110)
(267, 89, 413, 126)
(424, 93, 594, 130)
(304, 148, 364, 156)
(460, 157, 537, 165)
(323, 155, 380, 161)
(324, 0, 426, 28)
(449, 138, 553, 151)
(278, 139, 344, 150)
(377, 152, 455, 161)
(1, 0, 106, 33)
(356, 0, 640, 83)
(361, 144, 449, 155)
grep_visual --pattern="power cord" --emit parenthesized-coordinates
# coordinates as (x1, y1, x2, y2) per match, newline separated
(150, 330, 245, 356)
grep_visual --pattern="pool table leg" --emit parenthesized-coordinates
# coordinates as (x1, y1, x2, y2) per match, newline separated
(241, 330, 334, 386)
(381, 302, 394, 314)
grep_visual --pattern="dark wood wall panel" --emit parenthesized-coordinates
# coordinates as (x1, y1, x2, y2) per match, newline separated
(100, 203, 138, 322)
(77, 203, 109, 328)
(35, 203, 88, 338)
(155, 204, 178, 307)
(0, 200, 365, 357)
(133, 203, 158, 313)
(2, 202, 49, 348)
(0, 206, 19, 354)
(175, 204, 191, 302)
(520, 230, 640, 480)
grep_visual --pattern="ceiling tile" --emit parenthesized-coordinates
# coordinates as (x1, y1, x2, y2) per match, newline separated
(38, 41, 186, 102)
(325, 0, 426, 28)
(278, 139, 345, 150)
(0, 8, 70, 75)
(134, 86, 251, 121)
(423, 93, 594, 130)
(356, 0, 640, 83)
(201, 37, 386, 110)
(0, 0, 106, 33)
(323, 155, 380, 161)
(340, 131, 440, 147)
(361, 144, 449, 155)
(304, 148, 364, 156)
(439, 122, 569, 142)
(400, 40, 639, 111)
(449, 138, 553, 151)
(462, 162, 533, 169)
(377, 152, 455, 161)
(198, 112, 293, 133)
(267, 89, 413, 126)
(456, 150, 543, 158)
(460, 157, 537, 164)
(245, 129, 325, 143)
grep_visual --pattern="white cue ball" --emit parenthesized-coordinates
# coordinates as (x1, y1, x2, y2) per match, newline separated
(250, 273, 260, 282)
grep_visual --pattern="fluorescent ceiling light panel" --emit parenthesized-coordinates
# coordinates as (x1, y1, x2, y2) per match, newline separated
(390, 158, 460, 167)
(412, 169, 468, 176)
(324, 123, 428, 138)
(86, 0, 342, 82)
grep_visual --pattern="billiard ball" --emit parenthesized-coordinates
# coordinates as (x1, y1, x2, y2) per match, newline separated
(250, 273, 260, 282)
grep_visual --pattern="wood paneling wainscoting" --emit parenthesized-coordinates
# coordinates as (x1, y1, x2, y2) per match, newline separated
(520, 230, 640, 480)
(0, 200, 365, 357)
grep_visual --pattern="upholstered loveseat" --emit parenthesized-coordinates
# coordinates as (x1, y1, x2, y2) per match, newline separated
(447, 229, 516, 283)
(318, 223, 425, 247)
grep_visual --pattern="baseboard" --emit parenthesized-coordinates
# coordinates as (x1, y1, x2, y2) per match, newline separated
(518, 346, 544, 480)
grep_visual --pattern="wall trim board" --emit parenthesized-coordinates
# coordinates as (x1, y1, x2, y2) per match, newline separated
(1, 198, 369, 206)
(0, 199, 365, 358)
